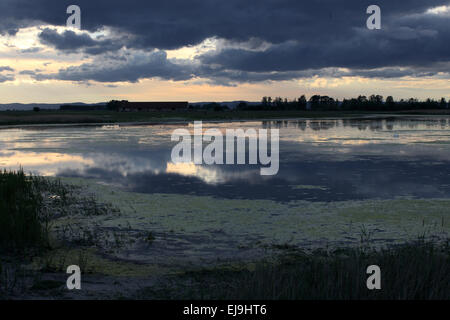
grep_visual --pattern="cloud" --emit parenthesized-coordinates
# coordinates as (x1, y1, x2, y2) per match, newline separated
(2, 0, 450, 84)
(19, 70, 37, 75)
(2, 0, 448, 47)
(0, 74, 14, 82)
(33, 50, 195, 83)
(198, 17, 450, 73)
(38, 28, 123, 55)
(19, 46, 42, 53)
(0, 66, 14, 72)
(0, 66, 15, 82)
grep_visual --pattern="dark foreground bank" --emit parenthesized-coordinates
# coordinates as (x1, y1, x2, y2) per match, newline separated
(1, 170, 449, 300)
(142, 240, 449, 300)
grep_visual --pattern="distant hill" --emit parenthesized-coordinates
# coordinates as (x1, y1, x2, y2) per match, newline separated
(0, 102, 107, 111)
(0, 101, 258, 111)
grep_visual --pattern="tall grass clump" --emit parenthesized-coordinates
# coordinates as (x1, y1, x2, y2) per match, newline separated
(0, 169, 48, 253)
(228, 241, 450, 300)
(148, 240, 450, 300)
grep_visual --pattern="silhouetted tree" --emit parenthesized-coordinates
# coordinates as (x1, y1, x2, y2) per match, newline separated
(261, 97, 268, 107)
(298, 95, 307, 110)
(386, 96, 394, 107)
(107, 100, 128, 111)
(357, 95, 368, 105)
(274, 97, 283, 108)
(257, 94, 445, 112)
(309, 95, 321, 109)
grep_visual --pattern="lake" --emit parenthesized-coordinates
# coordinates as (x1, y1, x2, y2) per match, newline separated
(2, 116, 450, 201)
(1, 116, 449, 264)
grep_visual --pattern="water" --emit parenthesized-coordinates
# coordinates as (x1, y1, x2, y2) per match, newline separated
(2, 116, 449, 262)
(1, 116, 450, 202)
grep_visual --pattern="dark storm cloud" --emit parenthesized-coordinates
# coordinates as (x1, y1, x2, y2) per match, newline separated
(38, 28, 123, 55)
(2, 0, 448, 48)
(198, 15, 450, 72)
(2, 0, 450, 83)
(196, 65, 449, 85)
(33, 50, 195, 82)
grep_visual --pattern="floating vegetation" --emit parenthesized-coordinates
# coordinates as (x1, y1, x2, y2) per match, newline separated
(61, 178, 449, 253)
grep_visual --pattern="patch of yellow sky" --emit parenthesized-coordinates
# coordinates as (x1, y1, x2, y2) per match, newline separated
(0, 22, 449, 103)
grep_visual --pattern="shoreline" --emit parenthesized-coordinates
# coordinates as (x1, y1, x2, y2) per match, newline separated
(1, 112, 449, 130)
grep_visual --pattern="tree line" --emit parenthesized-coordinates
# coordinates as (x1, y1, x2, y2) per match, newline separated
(235, 95, 449, 111)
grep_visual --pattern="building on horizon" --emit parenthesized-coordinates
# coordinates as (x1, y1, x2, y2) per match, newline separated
(109, 100, 189, 112)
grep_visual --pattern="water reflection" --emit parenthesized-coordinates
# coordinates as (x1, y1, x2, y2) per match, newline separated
(0, 116, 449, 201)
(261, 117, 449, 131)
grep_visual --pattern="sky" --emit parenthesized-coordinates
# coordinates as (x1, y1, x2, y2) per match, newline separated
(0, 0, 449, 103)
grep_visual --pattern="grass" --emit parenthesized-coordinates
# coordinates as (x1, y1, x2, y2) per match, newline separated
(1, 109, 450, 127)
(0, 110, 354, 126)
(0, 169, 50, 253)
(0, 169, 115, 253)
(137, 239, 450, 300)
(0, 170, 119, 298)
